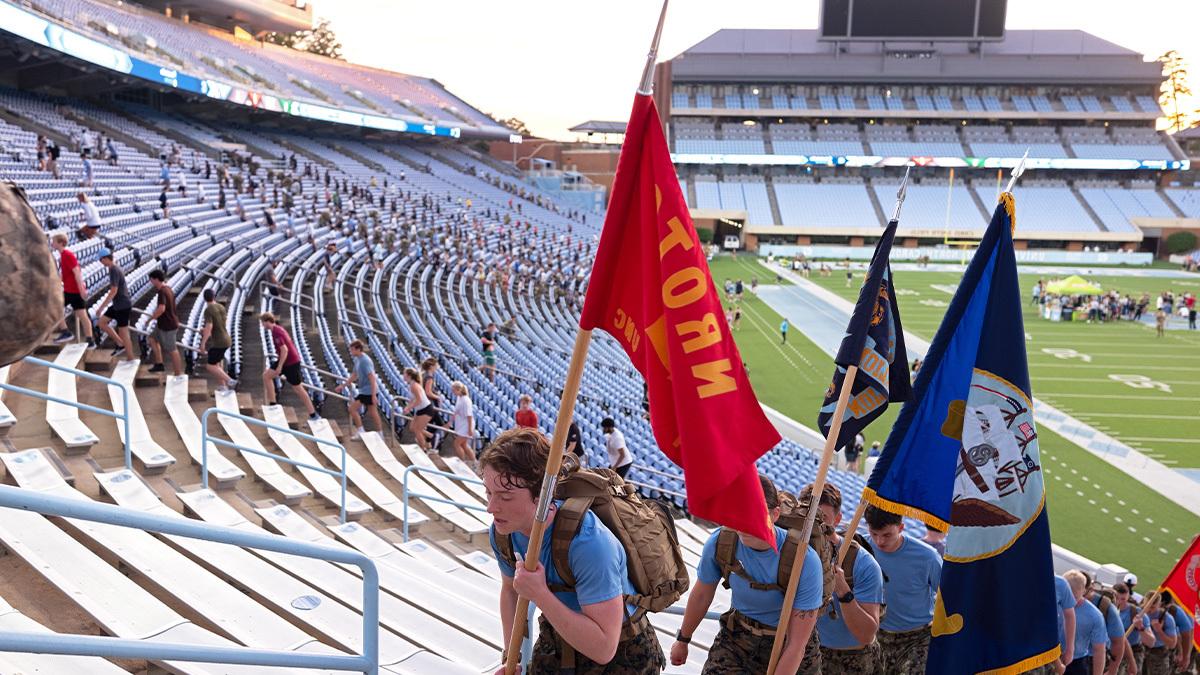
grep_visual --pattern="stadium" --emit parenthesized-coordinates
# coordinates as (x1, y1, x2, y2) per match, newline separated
(0, 0, 1194, 673)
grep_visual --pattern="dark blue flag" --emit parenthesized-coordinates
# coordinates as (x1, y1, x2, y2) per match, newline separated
(865, 193, 1059, 674)
(817, 219, 911, 452)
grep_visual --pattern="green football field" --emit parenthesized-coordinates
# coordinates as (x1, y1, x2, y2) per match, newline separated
(707, 255, 1200, 582)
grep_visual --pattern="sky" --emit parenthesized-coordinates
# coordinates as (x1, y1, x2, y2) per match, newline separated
(314, 0, 1200, 140)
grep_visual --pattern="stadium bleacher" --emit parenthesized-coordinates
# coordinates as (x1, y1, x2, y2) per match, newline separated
(0, 5, 1196, 672)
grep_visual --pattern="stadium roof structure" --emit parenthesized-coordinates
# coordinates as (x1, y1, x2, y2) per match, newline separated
(669, 29, 1161, 86)
(568, 121, 627, 135)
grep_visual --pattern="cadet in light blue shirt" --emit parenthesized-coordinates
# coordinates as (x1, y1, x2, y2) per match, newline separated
(1168, 603, 1194, 671)
(1089, 586, 1126, 668)
(809, 484, 884, 673)
(670, 476, 822, 674)
(865, 506, 941, 675)
(1054, 575, 1078, 665)
(483, 429, 663, 672)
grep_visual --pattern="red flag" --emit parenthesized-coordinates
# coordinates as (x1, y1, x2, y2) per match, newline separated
(579, 94, 781, 544)
(1161, 534, 1200, 650)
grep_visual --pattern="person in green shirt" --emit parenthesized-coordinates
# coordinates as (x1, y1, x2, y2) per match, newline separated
(200, 289, 237, 391)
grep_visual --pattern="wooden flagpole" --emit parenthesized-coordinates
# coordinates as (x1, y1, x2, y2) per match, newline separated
(502, 3, 670, 672)
(765, 365, 859, 674)
(502, 329, 592, 673)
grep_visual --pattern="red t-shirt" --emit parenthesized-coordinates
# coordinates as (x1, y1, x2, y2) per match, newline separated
(270, 324, 302, 366)
(60, 248, 80, 294)
(515, 408, 538, 429)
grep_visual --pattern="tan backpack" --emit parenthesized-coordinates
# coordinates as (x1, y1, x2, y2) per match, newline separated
(495, 467, 690, 624)
(715, 490, 837, 611)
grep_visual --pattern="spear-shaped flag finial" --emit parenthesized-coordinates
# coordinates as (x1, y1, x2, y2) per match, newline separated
(637, 0, 671, 95)
(891, 165, 911, 222)
(1005, 149, 1029, 195)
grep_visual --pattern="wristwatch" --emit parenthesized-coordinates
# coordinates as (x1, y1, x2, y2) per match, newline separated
(675, 630, 691, 644)
(838, 590, 856, 604)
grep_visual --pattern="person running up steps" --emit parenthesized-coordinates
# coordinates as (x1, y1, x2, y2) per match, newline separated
(450, 381, 475, 467)
(335, 339, 382, 440)
(147, 269, 182, 377)
(93, 247, 132, 359)
(259, 313, 319, 421)
(51, 234, 95, 347)
(601, 417, 633, 479)
(199, 289, 237, 391)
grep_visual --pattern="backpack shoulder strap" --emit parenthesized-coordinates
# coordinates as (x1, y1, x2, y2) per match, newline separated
(842, 539, 861, 590)
(714, 528, 739, 590)
(548, 496, 593, 592)
(775, 529, 803, 592)
(496, 532, 516, 574)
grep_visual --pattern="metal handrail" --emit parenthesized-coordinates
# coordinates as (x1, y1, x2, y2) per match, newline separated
(0, 356, 133, 470)
(0, 483, 379, 673)
(199, 407, 351, 522)
(626, 479, 687, 501)
(400, 465, 486, 542)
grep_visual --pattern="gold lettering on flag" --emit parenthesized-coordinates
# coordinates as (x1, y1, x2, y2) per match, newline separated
(662, 267, 706, 308)
(676, 314, 722, 354)
(693, 359, 736, 399)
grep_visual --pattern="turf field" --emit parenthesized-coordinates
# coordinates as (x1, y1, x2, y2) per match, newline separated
(707, 255, 1200, 582)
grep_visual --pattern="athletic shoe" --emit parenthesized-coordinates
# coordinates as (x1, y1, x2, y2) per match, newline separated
(148, 363, 164, 373)
(85, 339, 97, 350)
(308, 412, 321, 421)
(226, 379, 238, 391)
(350, 429, 362, 441)
(111, 346, 126, 357)
(53, 331, 73, 343)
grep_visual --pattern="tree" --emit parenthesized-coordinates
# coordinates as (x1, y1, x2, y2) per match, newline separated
(1158, 50, 1200, 133)
(265, 19, 344, 61)
(1166, 230, 1197, 255)
(498, 117, 530, 137)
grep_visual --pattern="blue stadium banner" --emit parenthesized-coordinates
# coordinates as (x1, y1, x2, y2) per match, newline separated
(817, 218, 910, 452)
(864, 193, 1059, 674)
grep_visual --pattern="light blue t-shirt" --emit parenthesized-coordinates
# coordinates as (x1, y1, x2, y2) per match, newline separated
(698, 527, 824, 627)
(1146, 609, 1178, 648)
(1170, 606, 1194, 642)
(780, 320, 789, 333)
(490, 505, 632, 613)
(1091, 595, 1124, 644)
(1073, 599, 1110, 659)
(352, 354, 375, 395)
(1054, 576, 1074, 649)
(816, 542, 884, 648)
(873, 533, 941, 632)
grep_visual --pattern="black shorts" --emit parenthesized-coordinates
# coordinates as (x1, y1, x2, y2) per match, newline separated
(356, 394, 374, 407)
(103, 306, 130, 328)
(415, 404, 435, 418)
(64, 292, 86, 311)
(271, 360, 303, 386)
(207, 347, 228, 365)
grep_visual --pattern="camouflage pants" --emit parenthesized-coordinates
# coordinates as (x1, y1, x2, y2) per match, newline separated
(875, 626, 931, 675)
(703, 610, 821, 675)
(1172, 646, 1198, 675)
(1145, 647, 1172, 675)
(529, 615, 664, 675)
(820, 643, 878, 674)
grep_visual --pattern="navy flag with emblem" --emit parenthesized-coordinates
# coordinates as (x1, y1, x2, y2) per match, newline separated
(865, 193, 1059, 674)
(817, 218, 911, 452)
